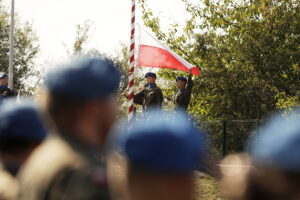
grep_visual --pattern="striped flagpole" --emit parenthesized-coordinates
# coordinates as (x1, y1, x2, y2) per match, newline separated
(128, 0, 136, 125)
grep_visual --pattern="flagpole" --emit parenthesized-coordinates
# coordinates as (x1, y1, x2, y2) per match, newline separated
(128, 0, 136, 125)
(8, 0, 15, 90)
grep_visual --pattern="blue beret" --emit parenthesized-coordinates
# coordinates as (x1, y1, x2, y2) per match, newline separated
(45, 58, 121, 100)
(0, 99, 47, 142)
(249, 109, 300, 172)
(0, 72, 7, 79)
(145, 72, 156, 78)
(116, 110, 204, 172)
(176, 76, 187, 82)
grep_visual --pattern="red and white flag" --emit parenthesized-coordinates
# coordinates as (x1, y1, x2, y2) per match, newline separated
(137, 26, 200, 76)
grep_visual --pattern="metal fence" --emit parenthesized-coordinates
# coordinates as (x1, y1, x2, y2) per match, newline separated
(198, 119, 260, 157)
(133, 109, 260, 157)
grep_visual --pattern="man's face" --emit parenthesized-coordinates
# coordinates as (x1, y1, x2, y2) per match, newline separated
(94, 97, 118, 145)
(0, 77, 8, 86)
(128, 172, 194, 200)
(176, 80, 186, 89)
(75, 96, 118, 147)
(146, 77, 156, 84)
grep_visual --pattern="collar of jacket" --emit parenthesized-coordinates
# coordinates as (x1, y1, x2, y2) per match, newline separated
(148, 83, 157, 89)
(54, 130, 104, 165)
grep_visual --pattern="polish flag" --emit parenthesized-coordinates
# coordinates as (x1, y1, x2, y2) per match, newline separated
(137, 26, 200, 76)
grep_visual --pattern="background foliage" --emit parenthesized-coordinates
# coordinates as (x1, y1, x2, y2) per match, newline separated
(0, 0, 39, 94)
(138, 0, 300, 153)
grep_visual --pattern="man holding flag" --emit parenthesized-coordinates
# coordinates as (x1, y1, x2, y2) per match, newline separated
(174, 69, 194, 112)
(133, 72, 163, 113)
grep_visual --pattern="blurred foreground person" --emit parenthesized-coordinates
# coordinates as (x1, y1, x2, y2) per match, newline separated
(18, 58, 120, 200)
(221, 109, 300, 200)
(108, 111, 204, 200)
(0, 99, 47, 200)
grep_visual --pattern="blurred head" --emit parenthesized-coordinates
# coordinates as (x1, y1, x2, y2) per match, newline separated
(145, 72, 157, 84)
(0, 99, 47, 175)
(221, 109, 300, 200)
(0, 73, 8, 86)
(109, 111, 204, 200)
(44, 57, 121, 147)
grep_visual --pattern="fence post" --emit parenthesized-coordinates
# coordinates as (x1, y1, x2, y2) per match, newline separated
(256, 120, 260, 136)
(222, 120, 227, 157)
(133, 107, 137, 122)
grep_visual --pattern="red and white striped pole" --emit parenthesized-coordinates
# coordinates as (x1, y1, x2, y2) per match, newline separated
(128, 0, 136, 125)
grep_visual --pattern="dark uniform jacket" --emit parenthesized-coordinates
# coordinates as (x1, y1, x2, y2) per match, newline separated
(175, 75, 193, 111)
(134, 83, 163, 111)
(18, 133, 110, 200)
(0, 86, 15, 98)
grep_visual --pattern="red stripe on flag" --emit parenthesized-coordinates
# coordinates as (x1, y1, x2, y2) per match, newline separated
(138, 45, 200, 76)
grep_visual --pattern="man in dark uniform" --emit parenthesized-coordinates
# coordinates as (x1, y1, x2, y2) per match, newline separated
(133, 72, 163, 113)
(18, 58, 121, 200)
(174, 71, 193, 112)
(0, 73, 15, 98)
(0, 99, 47, 200)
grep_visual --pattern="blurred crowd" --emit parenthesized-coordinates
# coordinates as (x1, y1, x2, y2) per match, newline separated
(0, 57, 299, 200)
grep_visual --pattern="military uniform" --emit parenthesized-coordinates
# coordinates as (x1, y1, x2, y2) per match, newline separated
(0, 99, 47, 200)
(18, 58, 120, 200)
(175, 75, 193, 111)
(0, 73, 15, 98)
(0, 86, 15, 98)
(18, 134, 110, 200)
(134, 84, 163, 111)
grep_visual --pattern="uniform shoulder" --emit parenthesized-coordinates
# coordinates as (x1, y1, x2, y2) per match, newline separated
(45, 166, 110, 200)
(18, 136, 87, 199)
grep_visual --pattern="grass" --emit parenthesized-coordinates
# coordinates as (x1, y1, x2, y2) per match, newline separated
(195, 173, 227, 200)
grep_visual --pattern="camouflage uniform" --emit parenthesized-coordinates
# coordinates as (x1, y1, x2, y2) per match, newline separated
(134, 84, 163, 111)
(174, 75, 193, 111)
(18, 133, 110, 200)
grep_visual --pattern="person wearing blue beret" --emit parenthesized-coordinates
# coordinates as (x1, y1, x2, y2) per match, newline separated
(220, 109, 300, 200)
(108, 110, 204, 200)
(174, 69, 194, 112)
(0, 72, 15, 98)
(131, 72, 163, 115)
(0, 99, 47, 199)
(18, 57, 121, 200)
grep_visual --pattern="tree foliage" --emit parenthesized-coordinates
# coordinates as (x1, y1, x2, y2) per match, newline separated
(139, 0, 300, 121)
(0, 0, 39, 93)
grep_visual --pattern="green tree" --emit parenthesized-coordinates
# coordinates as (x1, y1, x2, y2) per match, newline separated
(0, 0, 39, 93)
(139, 0, 300, 120)
(139, 0, 300, 153)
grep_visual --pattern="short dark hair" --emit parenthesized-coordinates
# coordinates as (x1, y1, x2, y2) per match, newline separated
(0, 137, 41, 154)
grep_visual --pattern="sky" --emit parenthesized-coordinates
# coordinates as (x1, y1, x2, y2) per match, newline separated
(10, 0, 192, 69)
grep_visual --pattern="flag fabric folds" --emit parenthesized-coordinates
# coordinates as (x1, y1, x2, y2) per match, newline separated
(137, 26, 200, 76)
